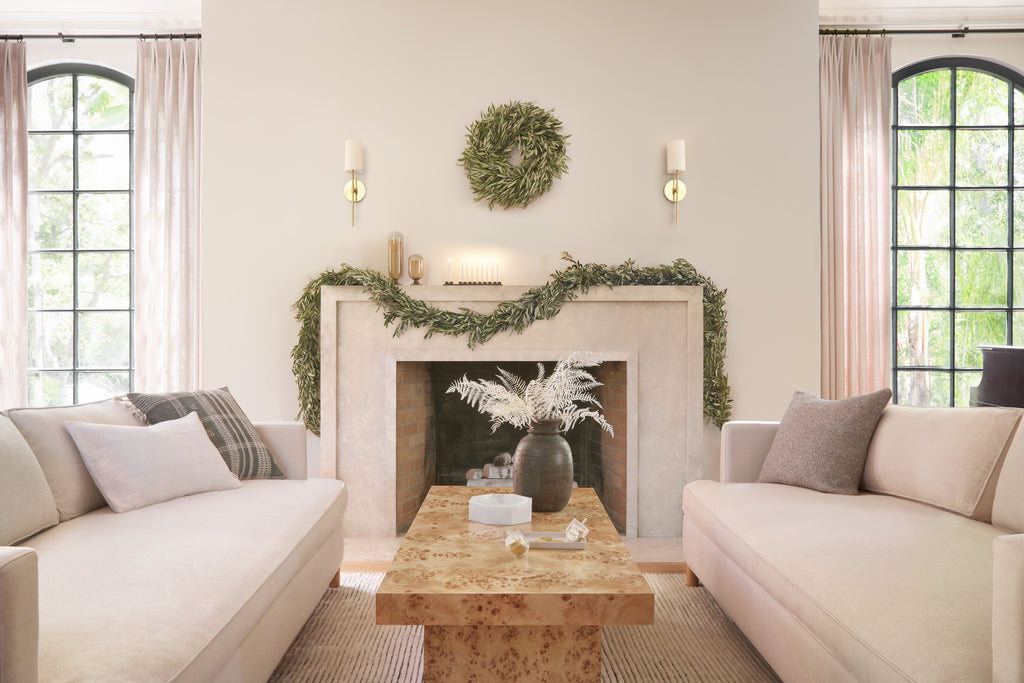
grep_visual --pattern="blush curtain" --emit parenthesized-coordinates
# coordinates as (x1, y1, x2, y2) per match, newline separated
(819, 35, 892, 399)
(134, 40, 203, 391)
(0, 42, 28, 409)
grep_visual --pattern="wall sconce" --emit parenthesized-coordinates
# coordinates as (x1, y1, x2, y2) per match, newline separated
(344, 139, 366, 227)
(664, 139, 687, 226)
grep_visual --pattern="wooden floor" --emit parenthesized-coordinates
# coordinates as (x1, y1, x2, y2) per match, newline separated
(340, 560, 687, 574)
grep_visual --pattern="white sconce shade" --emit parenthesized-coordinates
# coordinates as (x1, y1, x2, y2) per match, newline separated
(345, 139, 365, 171)
(667, 139, 686, 172)
(665, 139, 687, 226)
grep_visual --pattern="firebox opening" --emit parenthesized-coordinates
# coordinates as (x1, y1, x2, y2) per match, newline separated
(395, 360, 628, 534)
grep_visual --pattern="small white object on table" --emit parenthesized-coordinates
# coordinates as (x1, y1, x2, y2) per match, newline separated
(468, 493, 532, 525)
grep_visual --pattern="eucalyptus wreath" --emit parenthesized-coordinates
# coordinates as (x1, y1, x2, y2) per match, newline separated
(457, 101, 569, 209)
(291, 254, 732, 436)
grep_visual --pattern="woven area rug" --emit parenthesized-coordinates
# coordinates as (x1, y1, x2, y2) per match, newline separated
(269, 572, 780, 682)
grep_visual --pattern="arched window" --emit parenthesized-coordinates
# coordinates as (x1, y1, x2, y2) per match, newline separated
(26, 64, 134, 406)
(892, 57, 1024, 406)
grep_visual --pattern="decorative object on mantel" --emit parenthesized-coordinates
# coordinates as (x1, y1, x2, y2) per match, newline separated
(446, 353, 613, 512)
(290, 253, 732, 435)
(665, 139, 687, 226)
(408, 254, 424, 285)
(386, 231, 403, 283)
(343, 140, 366, 227)
(457, 101, 569, 210)
(445, 257, 501, 285)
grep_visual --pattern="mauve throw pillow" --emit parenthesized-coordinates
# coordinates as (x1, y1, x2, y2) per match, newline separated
(757, 388, 893, 495)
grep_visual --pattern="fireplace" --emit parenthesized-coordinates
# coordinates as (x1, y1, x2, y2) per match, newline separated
(394, 360, 629, 534)
(320, 285, 703, 538)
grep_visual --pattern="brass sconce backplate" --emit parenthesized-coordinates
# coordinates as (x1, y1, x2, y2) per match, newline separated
(664, 179, 687, 202)
(344, 179, 366, 202)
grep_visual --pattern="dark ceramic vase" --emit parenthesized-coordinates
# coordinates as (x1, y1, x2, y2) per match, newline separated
(512, 419, 573, 512)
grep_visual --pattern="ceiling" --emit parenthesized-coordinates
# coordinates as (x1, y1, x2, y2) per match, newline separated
(819, 1, 1024, 29)
(0, 1, 1021, 33)
(0, 0, 201, 33)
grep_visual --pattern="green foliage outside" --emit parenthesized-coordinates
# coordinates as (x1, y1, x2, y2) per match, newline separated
(895, 67, 1024, 406)
(26, 74, 132, 407)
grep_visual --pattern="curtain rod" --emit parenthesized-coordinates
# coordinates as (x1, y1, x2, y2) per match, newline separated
(820, 26, 1024, 37)
(1, 32, 201, 42)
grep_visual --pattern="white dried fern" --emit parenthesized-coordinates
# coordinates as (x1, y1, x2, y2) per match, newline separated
(447, 352, 614, 435)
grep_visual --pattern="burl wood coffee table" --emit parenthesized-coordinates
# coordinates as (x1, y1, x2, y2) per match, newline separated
(376, 485, 654, 682)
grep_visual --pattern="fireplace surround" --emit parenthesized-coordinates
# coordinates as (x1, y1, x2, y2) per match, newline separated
(320, 285, 703, 538)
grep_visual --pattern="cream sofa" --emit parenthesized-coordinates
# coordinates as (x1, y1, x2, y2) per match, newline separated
(0, 398, 347, 683)
(683, 403, 1024, 682)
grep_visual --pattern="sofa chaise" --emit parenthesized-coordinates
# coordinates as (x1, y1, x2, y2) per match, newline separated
(0, 393, 347, 682)
(683, 396, 1024, 681)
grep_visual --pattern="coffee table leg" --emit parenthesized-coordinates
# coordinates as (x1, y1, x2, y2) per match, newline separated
(423, 624, 601, 682)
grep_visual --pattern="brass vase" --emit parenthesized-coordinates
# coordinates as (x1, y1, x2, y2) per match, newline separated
(512, 419, 573, 512)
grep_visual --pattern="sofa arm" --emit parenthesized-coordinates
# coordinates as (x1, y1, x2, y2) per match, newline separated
(994, 534, 1024, 682)
(720, 421, 779, 483)
(254, 421, 308, 480)
(1, 547, 38, 683)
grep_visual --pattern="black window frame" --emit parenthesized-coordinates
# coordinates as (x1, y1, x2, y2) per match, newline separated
(891, 57, 1024, 407)
(26, 62, 135, 406)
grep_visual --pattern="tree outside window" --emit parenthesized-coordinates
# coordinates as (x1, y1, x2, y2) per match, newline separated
(26, 65, 134, 406)
(892, 58, 1024, 407)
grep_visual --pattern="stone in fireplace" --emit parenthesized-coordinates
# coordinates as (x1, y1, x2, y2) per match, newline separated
(321, 285, 703, 538)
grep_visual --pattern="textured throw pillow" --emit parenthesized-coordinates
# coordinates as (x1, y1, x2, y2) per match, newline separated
(0, 415, 59, 544)
(6, 398, 145, 521)
(127, 387, 285, 479)
(65, 412, 241, 513)
(758, 388, 893, 495)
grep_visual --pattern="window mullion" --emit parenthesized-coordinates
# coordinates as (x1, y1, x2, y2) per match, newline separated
(71, 73, 79, 405)
(1010, 78, 1017, 346)
(948, 67, 957, 406)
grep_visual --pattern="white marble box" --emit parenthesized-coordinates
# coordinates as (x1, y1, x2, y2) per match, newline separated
(468, 493, 532, 525)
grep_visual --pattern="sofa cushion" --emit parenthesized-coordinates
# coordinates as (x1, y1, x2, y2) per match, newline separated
(65, 412, 241, 513)
(29, 478, 347, 682)
(757, 389, 891, 494)
(990, 425, 1024, 533)
(128, 387, 285, 480)
(684, 479, 1002, 681)
(862, 404, 1022, 520)
(0, 415, 58, 545)
(6, 399, 143, 521)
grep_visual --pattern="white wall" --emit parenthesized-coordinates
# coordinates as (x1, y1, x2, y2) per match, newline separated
(892, 33, 1024, 72)
(25, 39, 135, 79)
(202, 0, 823, 474)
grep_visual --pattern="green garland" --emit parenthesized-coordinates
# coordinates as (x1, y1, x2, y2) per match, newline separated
(291, 253, 732, 436)
(457, 101, 569, 209)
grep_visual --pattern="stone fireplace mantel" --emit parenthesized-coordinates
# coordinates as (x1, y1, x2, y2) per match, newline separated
(320, 285, 703, 538)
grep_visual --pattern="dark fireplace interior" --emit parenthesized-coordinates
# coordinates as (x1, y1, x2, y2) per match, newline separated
(395, 360, 627, 534)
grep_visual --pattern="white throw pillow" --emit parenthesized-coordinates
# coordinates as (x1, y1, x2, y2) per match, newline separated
(64, 411, 240, 513)
(7, 398, 144, 521)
